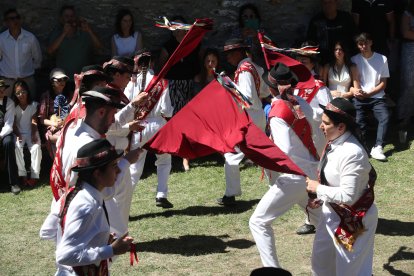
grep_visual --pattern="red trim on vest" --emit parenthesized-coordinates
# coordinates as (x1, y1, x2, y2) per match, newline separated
(234, 61, 261, 97)
(297, 79, 324, 103)
(268, 96, 319, 160)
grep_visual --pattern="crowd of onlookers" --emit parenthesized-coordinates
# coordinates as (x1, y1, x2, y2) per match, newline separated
(0, 0, 413, 197)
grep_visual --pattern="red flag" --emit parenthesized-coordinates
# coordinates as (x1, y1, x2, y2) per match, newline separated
(257, 32, 315, 90)
(144, 80, 305, 176)
(145, 18, 212, 95)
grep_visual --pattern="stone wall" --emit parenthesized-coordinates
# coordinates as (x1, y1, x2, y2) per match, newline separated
(0, 0, 351, 64)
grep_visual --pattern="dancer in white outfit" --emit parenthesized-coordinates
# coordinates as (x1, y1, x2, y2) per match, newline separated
(249, 63, 323, 268)
(219, 38, 270, 206)
(124, 50, 174, 208)
(306, 97, 377, 276)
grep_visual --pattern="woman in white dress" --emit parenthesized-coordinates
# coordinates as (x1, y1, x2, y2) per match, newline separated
(306, 98, 378, 276)
(111, 9, 143, 57)
(322, 41, 360, 99)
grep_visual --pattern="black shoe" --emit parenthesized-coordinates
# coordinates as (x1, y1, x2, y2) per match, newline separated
(11, 185, 21, 195)
(156, 198, 174, 208)
(217, 195, 236, 206)
(296, 224, 316, 235)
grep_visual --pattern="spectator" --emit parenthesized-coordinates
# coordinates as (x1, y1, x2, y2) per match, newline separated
(0, 78, 19, 194)
(38, 68, 70, 158)
(351, 33, 390, 161)
(397, 0, 414, 145)
(352, 0, 395, 56)
(194, 48, 220, 94)
(12, 80, 41, 186)
(47, 5, 103, 80)
(307, 0, 356, 64)
(0, 8, 42, 99)
(111, 8, 143, 57)
(321, 40, 360, 99)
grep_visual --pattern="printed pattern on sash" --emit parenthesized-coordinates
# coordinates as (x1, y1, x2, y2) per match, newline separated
(136, 78, 169, 119)
(328, 167, 376, 251)
(268, 95, 319, 160)
(49, 117, 77, 200)
(297, 79, 324, 103)
(234, 61, 261, 97)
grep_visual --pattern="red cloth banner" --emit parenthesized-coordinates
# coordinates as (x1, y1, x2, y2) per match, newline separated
(144, 80, 305, 176)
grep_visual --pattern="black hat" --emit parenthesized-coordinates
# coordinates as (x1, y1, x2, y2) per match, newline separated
(320, 98, 356, 127)
(262, 62, 298, 89)
(82, 86, 126, 109)
(103, 56, 134, 74)
(223, 38, 250, 52)
(133, 49, 152, 73)
(80, 65, 110, 82)
(0, 79, 10, 89)
(71, 139, 123, 172)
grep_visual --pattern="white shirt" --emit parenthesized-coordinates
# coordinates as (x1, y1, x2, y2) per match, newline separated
(328, 65, 352, 95)
(236, 58, 270, 130)
(316, 131, 372, 205)
(0, 28, 42, 78)
(113, 31, 141, 57)
(351, 52, 389, 99)
(268, 95, 325, 181)
(54, 182, 114, 275)
(15, 101, 38, 136)
(0, 96, 15, 138)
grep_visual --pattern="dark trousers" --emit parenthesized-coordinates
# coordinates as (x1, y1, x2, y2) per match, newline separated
(353, 97, 390, 147)
(2, 133, 19, 187)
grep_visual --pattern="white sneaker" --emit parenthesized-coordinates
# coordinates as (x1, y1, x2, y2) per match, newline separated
(370, 145, 387, 161)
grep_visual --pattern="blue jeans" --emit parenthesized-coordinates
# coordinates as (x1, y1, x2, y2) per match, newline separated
(353, 97, 389, 147)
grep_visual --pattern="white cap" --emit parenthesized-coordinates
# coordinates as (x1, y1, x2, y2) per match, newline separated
(49, 68, 69, 80)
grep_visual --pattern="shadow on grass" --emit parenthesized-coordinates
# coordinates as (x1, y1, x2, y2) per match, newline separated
(383, 246, 414, 276)
(129, 199, 260, 221)
(376, 218, 414, 236)
(135, 234, 255, 255)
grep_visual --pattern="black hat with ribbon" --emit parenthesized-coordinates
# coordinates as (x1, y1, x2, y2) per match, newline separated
(103, 56, 134, 74)
(71, 139, 123, 172)
(223, 38, 250, 52)
(320, 97, 356, 127)
(262, 62, 298, 89)
(82, 86, 126, 109)
(0, 79, 10, 89)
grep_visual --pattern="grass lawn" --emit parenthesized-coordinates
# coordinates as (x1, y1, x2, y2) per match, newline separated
(0, 142, 413, 275)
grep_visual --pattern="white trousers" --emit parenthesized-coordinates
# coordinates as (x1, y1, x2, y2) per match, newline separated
(311, 203, 377, 276)
(223, 109, 266, 197)
(249, 174, 321, 267)
(130, 117, 171, 198)
(15, 134, 42, 178)
(223, 149, 244, 197)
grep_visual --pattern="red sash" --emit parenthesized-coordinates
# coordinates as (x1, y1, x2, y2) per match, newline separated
(135, 78, 168, 120)
(49, 117, 77, 200)
(329, 167, 376, 251)
(268, 96, 319, 160)
(234, 61, 261, 97)
(297, 79, 324, 103)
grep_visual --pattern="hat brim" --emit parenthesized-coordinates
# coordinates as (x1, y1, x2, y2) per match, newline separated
(0, 84, 10, 89)
(71, 150, 123, 172)
(262, 70, 299, 89)
(83, 97, 126, 109)
(319, 104, 357, 127)
(262, 71, 277, 89)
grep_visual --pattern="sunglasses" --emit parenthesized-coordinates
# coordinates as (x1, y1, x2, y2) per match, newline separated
(6, 15, 21, 21)
(15, 90, 28, 97)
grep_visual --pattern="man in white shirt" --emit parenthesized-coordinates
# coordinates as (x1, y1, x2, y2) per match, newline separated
(249, 63, 322, 268)
(351, 32, 390, 161)
(218, 38, 270, 206)
(0, 79, 19, 194)
(0, 9, 42, 99)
